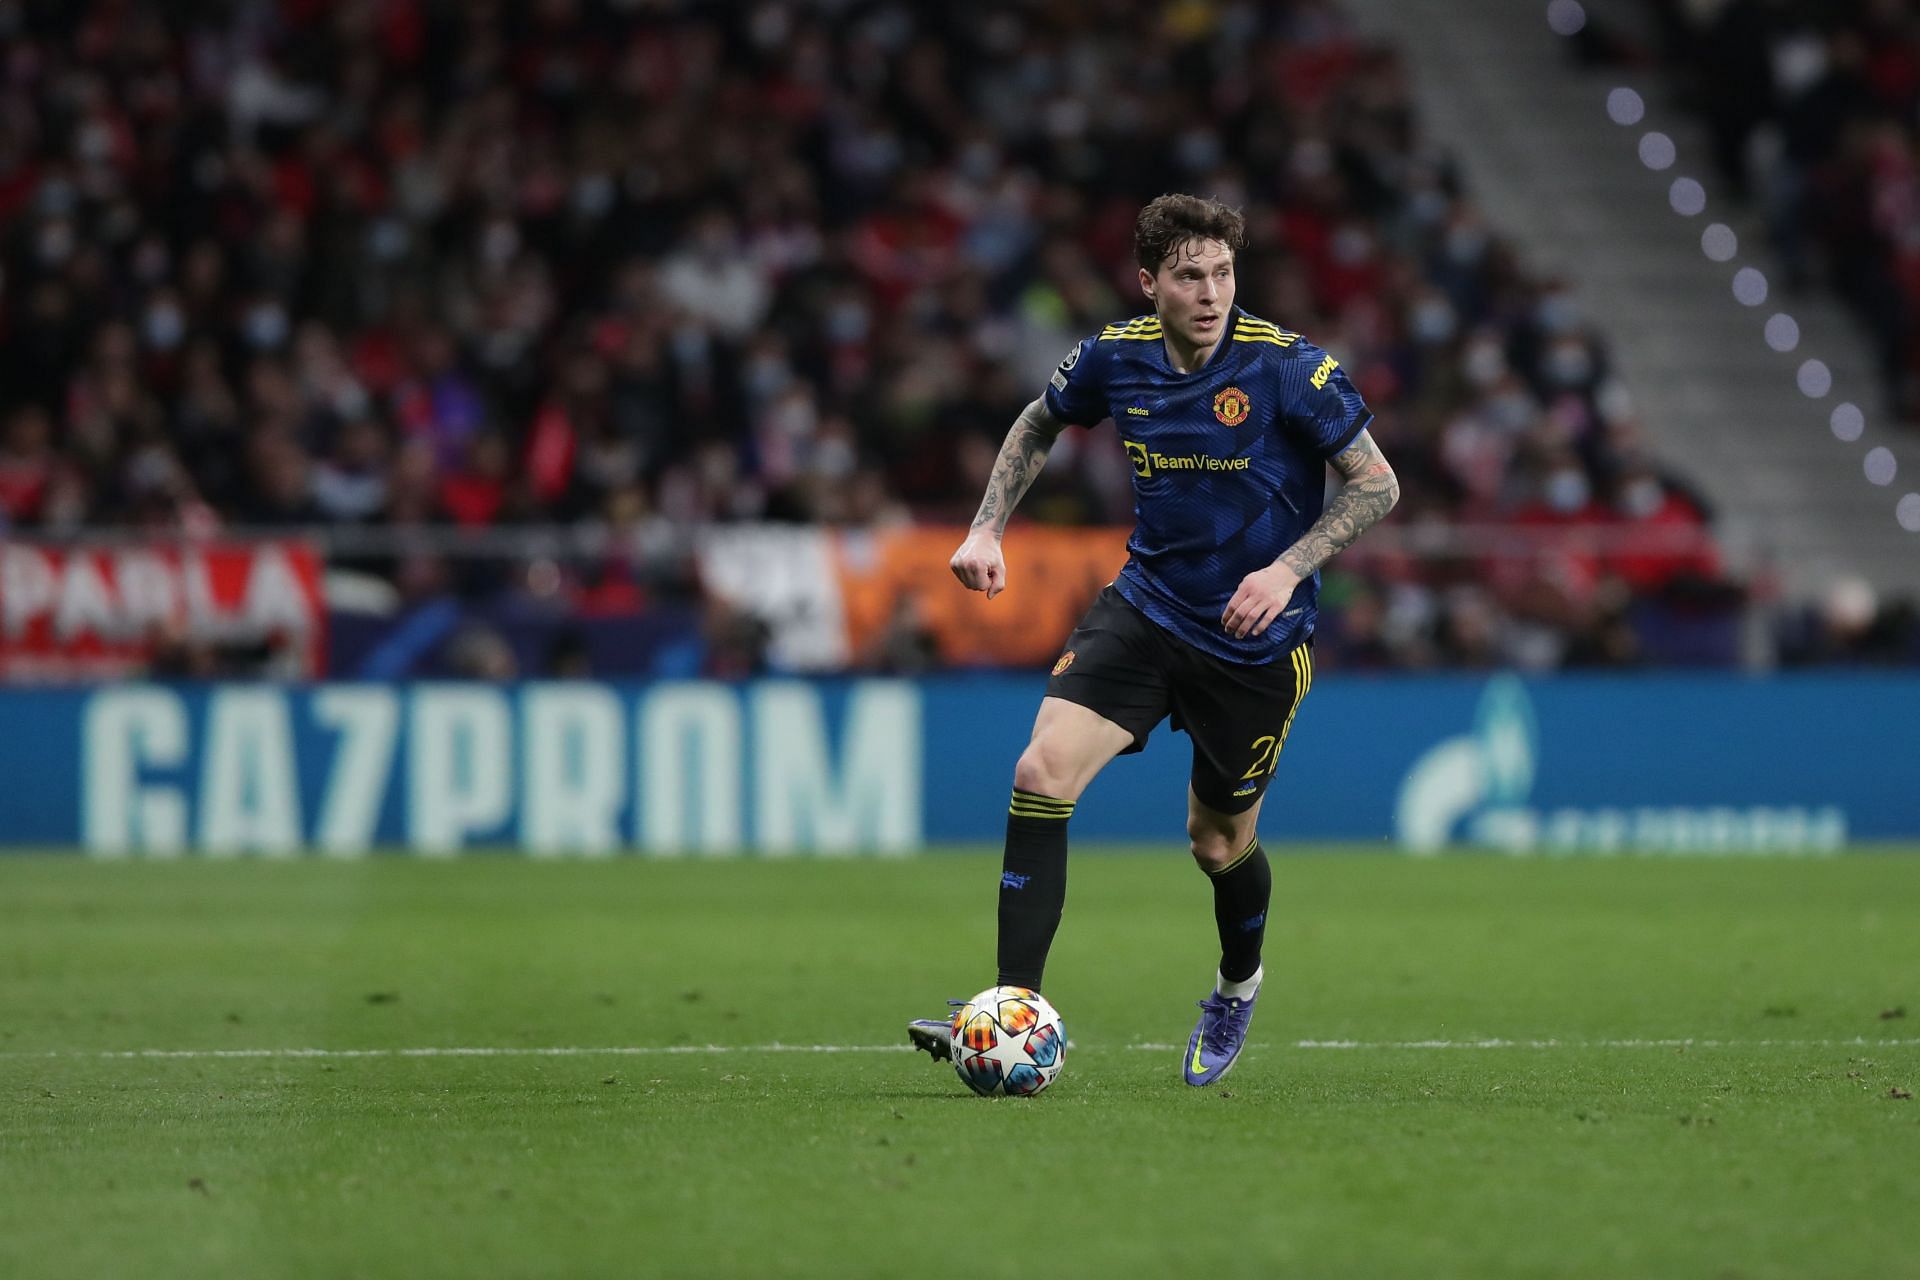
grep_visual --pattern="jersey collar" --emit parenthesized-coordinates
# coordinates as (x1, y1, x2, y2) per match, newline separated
(1157, 306, 1240, 378)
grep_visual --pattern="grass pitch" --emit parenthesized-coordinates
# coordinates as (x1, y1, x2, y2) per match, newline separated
(2, 850, 1917, 1279)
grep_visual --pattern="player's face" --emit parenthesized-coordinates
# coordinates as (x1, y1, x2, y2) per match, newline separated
(1141, 238, 1236, 354)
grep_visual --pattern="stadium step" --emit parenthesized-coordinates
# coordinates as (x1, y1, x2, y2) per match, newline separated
(1342, 0, 1920, 600)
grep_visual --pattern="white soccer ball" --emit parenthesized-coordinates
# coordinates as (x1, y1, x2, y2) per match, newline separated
(950, 985, 1066, 1097)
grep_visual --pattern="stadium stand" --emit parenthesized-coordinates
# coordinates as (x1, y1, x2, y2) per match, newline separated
(0, 0, 1840, 676)
(1641, 0, 1920, 423)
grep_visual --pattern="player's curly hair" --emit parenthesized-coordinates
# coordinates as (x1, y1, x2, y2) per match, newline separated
(1134, 193, 1247, 272)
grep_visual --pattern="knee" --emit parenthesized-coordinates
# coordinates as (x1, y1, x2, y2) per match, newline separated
(1013, 738, 1081, 802)
(1187, 816, 1241, 872)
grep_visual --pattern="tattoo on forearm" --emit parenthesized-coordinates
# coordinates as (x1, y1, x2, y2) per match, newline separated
(970, 399, 1061, 535)
(1278, 432, 1400, 578)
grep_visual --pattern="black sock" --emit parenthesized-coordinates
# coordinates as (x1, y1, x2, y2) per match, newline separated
(1209, 838, 1271, 983)
(996, 789, 1073, 991)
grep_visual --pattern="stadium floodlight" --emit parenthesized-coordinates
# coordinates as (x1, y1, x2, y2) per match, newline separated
(1606, 87, 1644, 125)
(1797, 360, 1832, 398)
(1831, 403, 1865, 442)
(1865, 447, 1897, 486)
(1668, 177, 1706, 216)
(1732, 267, 1769, 306)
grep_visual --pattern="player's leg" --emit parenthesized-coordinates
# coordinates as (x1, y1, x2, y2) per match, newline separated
(1171, 640, 1313, 1085)
(1188, 786, 1270, 996)
(911, 587, 1169, 1062)
(997, 696, 1135, 991)
(909, 698, 1134, 1062)
(993, 586, 1172, 996)
(1179, 786, 1272, 1087)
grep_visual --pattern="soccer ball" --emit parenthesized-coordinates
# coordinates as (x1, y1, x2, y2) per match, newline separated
(950, 985, 1066, 1097)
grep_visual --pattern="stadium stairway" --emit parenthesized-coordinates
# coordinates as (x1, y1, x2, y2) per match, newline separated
(1342, 0, 1920, 602)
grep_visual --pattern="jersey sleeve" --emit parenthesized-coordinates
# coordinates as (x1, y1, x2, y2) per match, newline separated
(1041, 334, 1110, 428)
(1284, 344, 1374, 459)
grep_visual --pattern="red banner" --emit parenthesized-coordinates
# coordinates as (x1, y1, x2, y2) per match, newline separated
(0, 541, 326, 680)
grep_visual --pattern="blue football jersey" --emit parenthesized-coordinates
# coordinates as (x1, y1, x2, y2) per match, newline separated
(1042, 307, 1373, 664)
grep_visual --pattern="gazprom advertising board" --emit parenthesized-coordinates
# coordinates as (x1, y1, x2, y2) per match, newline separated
(0, 675, 1912, 855)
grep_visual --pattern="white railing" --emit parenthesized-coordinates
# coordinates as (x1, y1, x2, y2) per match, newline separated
(4, 520, 1755, 568)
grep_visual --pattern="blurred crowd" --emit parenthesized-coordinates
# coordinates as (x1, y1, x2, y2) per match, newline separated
(1643, 0, 1920, 423)
(0, 0, 1784, 673)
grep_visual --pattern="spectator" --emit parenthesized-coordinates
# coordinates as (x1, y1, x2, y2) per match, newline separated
(0, 0, 1760, 671)
(1646, 0, 1920, 418)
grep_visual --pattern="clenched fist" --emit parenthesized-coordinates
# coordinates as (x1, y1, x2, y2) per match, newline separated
(950, 532, 1008, 599)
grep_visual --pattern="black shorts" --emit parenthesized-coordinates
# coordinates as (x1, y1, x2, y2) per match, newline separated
(1045, 586, 1313, 815)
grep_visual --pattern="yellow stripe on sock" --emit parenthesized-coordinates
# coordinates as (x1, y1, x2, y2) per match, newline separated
(1009, 790, 1075, 819)
(1210, 838, 1260, 876)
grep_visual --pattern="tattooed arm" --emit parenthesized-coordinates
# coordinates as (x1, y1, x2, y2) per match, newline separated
(1221, 430, 1400, 638)
(950, 397, 1066, 598)
(1279, 430, 1401, 579)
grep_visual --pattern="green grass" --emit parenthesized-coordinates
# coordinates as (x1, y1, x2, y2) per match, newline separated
(2, 850, 1918, 1279)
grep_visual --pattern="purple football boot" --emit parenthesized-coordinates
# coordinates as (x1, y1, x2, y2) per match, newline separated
(906, 1000, 966, 1062)
(1183, 989, 1257, 1086)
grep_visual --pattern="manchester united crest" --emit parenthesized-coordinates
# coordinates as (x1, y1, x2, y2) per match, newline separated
(1051, 650, 1076, 677)
(1212, 386, 1252, 427)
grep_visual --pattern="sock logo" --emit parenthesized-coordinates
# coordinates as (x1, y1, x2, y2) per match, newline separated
(1240, 912, 1266, 932)
(1001, 871, 1032, 890)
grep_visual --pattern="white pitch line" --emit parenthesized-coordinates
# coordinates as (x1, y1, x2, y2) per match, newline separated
(4, 1037, 1917, 1062)
(1150, 1037, 1920, 1052)
(0, 1044, 915, 1061)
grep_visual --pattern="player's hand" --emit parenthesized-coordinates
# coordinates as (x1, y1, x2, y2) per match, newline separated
(1222, 564, 1301, 639)
(950, 532, 1008, 599)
